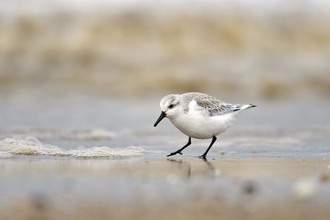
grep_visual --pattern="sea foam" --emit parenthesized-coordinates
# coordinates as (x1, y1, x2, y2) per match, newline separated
(0, 138, 146, 158)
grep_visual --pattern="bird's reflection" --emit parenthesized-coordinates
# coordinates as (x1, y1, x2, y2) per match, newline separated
(167, 158, 191, 178)
(167, 158, 220, 178)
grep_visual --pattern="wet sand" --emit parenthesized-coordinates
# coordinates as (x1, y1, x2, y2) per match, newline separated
(0, 97, 329, 219)
(1, 157, 330, 220)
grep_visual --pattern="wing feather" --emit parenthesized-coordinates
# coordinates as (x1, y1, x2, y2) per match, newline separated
(194, 94, 240, 116)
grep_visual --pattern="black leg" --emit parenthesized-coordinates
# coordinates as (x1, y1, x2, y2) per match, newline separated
(167, 137, 192, 157)
(198, 136, 217, 161)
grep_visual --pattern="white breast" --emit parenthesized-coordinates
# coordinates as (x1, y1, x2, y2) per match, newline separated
(170, 100, 237, 139)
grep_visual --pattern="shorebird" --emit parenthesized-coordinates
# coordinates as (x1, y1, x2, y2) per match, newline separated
(154, 92, 256, 160)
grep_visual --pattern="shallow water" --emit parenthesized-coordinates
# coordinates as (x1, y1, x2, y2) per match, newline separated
(0, 94, 330, 219)
(1, 95, 330, 158)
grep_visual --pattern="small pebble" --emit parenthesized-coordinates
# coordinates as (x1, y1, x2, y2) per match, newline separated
(293, 178, 318, 200)
(320, 173, 329, 182)
(242, 181, 258, 195)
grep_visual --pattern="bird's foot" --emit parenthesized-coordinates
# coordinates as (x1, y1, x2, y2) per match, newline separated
(197, 154, 207, 161)
(167, 150, 183, 157)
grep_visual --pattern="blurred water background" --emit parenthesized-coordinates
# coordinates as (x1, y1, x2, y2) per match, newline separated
(1, 0, 330, 146)
(1, 0, 330, 99)
(1, 0, 330, 129)
(1, 1, 330, 219)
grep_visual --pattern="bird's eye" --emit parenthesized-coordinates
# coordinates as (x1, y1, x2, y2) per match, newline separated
(169, 104, 174, 109)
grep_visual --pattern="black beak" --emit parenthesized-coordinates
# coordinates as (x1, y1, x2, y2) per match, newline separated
(154, 111, 166, 127)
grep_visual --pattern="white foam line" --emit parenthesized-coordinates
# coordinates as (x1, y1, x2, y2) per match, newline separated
(0, 138, 149, 158)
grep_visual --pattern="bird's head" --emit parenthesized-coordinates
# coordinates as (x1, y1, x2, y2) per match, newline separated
(154, 94, 182, 127)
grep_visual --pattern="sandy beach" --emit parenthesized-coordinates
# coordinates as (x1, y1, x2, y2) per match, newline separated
(1, 157, 330, 220)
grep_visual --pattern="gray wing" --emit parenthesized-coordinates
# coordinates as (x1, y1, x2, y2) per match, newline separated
(195, 94, 241, 116)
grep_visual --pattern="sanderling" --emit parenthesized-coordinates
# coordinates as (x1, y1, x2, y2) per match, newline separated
(154, 92, 256, 160)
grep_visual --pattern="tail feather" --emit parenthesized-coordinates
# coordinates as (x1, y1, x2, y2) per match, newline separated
(238, 104, 257, 112)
